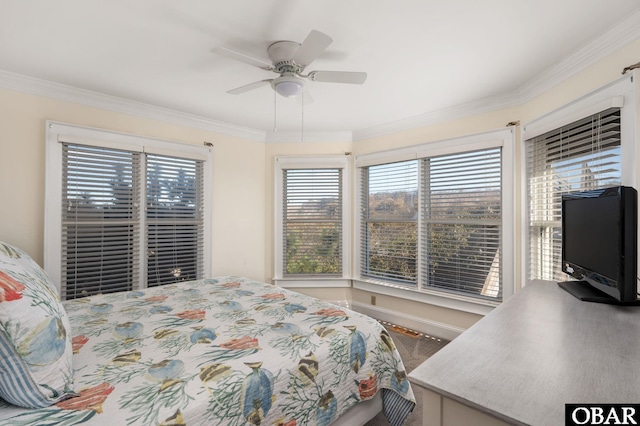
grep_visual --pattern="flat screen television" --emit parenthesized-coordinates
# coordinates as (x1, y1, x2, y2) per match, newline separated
(559, 185, 639, 304)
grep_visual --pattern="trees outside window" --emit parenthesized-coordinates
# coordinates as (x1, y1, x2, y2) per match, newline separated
(360, 149, 502, 301)
(274, 156, 350, 284)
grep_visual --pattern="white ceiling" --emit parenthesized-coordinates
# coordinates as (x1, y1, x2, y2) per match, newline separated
(1, 1, 639, 140)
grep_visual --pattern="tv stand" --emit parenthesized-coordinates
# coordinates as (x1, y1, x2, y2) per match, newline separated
(557, 280, 640, 305)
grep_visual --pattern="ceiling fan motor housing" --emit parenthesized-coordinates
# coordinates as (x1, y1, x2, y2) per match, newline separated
(268, 40, 304, 73)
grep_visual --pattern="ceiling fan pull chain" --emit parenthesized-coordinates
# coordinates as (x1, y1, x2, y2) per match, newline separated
(301, 92, 304, 142)
(273, 89, 277, 132)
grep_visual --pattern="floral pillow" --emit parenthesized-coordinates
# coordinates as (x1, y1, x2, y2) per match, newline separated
(0, 241, 75, 408)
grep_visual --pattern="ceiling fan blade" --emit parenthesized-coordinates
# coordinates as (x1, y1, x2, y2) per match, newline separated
(227, 79, 273, 95)
(308, 71, 367, 84)
(214, 47, 273, 71)
(292, 30, 333, 67)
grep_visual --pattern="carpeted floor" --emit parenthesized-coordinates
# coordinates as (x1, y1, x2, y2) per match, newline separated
(365, 324, 450, 426)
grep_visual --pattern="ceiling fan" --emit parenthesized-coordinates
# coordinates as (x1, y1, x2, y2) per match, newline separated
(216, 30, 367, 100)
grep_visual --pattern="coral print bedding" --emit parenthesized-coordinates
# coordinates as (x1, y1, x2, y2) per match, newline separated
(0, 266, 415, 425)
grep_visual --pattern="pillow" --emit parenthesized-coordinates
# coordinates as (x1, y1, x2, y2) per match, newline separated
(0, 241, 75, 408)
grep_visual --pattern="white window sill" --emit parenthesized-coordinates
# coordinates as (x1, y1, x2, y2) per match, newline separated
(274, 277, 352, 288)
(353, 279, 499, 316)
(274, 276, 499, 315)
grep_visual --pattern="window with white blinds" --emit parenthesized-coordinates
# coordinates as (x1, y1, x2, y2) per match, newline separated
(361, 160, 419, 284)
(422, 148, 502, 299)
(274, 156, 349, 283)
(146, 154, 204, 287)
(359, 146, 503, 301)
(282, 168, 342, 276)
(62, 144, 140, 299)
(59, 141, 208, 300)
(525, 107, 622, 282)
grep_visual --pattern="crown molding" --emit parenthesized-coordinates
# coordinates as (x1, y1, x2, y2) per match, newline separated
(265, 130, 353, 143)
(1, 8, 639, 145)
(352, 91, 521, 141)
(353, 9, 640, 142)
(0, 70, 267, 142)
(517, 7, 640, 103)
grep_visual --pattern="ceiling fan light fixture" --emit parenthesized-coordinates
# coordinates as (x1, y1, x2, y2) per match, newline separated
(272, 76, 304, 98)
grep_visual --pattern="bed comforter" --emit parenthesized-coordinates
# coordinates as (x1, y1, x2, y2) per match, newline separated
(0, 276, 415, 426)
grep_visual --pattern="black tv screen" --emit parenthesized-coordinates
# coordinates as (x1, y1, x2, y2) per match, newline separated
(560, 186, 638, 304)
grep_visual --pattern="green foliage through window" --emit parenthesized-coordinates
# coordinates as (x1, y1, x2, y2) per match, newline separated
(283, 168, 343, 276)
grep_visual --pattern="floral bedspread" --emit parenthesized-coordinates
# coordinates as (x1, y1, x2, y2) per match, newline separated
(0, 276, 415, 426)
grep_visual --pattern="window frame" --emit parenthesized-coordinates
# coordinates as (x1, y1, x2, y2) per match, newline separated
(520, 72, 638, 288)
(273, 155, 351, 288)
(44, 121, 213, 296)
(354, 128, 515, 314)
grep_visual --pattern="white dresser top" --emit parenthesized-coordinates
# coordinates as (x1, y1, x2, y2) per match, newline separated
(408, 280, 640, 425)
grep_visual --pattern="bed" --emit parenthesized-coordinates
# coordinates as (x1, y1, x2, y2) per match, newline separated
(0, 242, 415, 426)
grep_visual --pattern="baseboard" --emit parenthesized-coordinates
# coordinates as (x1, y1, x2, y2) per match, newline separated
(351, 301, 466, 341)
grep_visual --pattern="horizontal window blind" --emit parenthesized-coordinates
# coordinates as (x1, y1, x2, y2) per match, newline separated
(146, 154, 204, 286)
(62, 144, 140, 299)
(283, 168, 342, 276)
(526, 107, 621, 281)
(421, 148, 502, 299)
(361, 160, 419, 284)
(61, 144, 206, 299)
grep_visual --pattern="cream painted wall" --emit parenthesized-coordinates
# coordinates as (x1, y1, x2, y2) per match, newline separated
(0, 88, 266, 281)
(354, 106, 522, 155)
(1, 37, 637, 338)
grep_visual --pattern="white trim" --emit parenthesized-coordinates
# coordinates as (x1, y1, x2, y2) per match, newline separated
(0, 70, 266, 142)
(49, 121, 212, 160)
(355, 150, 417, 168)
(355, 128, 513, 167)
(265, 130, 353, 143)
(57, 134, 144, 153)
(43, 127, 63, 289)
(275, 278, 352, 288)
(353, 91, 520, 142)
(202, 148, 215, 279)
(273, 155, 351, 283)
(350, 301, 468, 341)
(354, 279, 496, 317)
(522, 76, 632, 139)
(518, 8, 640, 105)
(501, 128, 517, 300)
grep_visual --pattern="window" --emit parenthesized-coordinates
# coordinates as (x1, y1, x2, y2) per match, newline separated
(356, 129, 514, 305)
(146, 154, 204, 287)
(45, 122, 212, 299)
(522, 73, 638, 285)
(525, 108, 622, 282)
(422, 148, 502, 298)
(274, 156, 350, 286)
(361, 160, 419, 284)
